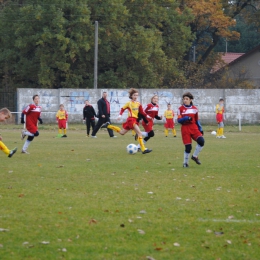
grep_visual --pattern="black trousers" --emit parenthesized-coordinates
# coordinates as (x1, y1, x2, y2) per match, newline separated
(86, 118, 95, 135)
(91, 117, 114, 137)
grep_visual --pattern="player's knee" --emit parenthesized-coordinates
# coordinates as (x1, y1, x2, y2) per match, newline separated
(34, 131, 39, 137)
(148, 131, 154, 138)
(197, 136, 205, 147)
(28, 136, 34, 141)
(185, 144, 192, 153)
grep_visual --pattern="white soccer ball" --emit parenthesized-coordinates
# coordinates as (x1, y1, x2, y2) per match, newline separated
(211, 131, 217, 135)
(126, 144, 138, 154)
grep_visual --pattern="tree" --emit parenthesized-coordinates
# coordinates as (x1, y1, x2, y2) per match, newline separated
(0, 0, 93, 89)
(0, 0, 194, 89)
(214, 14, 260, 53)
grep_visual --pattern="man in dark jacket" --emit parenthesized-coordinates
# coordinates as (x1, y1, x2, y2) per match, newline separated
(83, 100, 97, 137)
(91, 92, 116, 138)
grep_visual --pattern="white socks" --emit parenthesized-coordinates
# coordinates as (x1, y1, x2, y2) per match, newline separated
(141, 132, 148, 137)
(23, 140, 31, 151)
(193, 144, 203, 158)
(184, 152, 190, 164)
(24, 131, 34, 136)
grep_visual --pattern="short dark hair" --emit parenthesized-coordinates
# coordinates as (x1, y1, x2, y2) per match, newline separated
(182, 92, 194, 100)
(219, 98, 224, 102)
(33, 94, 39, 100)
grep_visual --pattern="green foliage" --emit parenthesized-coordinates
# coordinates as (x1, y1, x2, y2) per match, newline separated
(214, 15, 260, 53)
(0, 0, 194, 89)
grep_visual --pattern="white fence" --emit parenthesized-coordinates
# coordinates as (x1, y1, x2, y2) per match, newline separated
(13, 88, 260, 124)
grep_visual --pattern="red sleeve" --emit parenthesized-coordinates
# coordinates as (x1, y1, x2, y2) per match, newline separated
(22, 104, 33, 114)
(139, 105, 148, 118)
(119, 107, 127, 115)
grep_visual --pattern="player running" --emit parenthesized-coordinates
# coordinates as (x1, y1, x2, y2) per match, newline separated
(21, 94, 43, 154)
(177, 92, 205, 167)
(135, 94, 162, 150)
(102, 88, 152, 154)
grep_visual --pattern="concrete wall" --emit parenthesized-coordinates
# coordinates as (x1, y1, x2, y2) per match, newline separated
(17, 88, 260, 124)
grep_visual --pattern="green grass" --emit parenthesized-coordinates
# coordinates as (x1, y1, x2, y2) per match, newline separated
(0, 124, 259, 260)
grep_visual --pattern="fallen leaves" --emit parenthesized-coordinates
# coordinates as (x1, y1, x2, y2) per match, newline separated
(56, 165, 64, 168)
(89, 219, 97, 225)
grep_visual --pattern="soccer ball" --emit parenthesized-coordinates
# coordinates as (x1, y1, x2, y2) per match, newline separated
(126, 144, 138, 154)
(211, 131, 217, 135)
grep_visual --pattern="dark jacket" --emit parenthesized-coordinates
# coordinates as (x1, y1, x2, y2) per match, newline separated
(83, 105, 96, 119)
(97, 98, 110, 119)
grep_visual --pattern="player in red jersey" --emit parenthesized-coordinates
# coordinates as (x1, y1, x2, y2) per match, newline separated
(21, 95, 43, 154)
(135, 95, 162, 149)
(177, 92, 205, 167)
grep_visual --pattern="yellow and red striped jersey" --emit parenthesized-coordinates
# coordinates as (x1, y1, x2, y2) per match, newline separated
(164, 109, 174, 119)
(216, 104, 224, 114)
(120, 101, 146, 119)
(56, 110, 68, 120)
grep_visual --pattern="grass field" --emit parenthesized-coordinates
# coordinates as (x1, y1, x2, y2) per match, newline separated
(0, 123, 259, 260)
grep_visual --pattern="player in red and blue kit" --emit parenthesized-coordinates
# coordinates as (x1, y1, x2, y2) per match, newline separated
(21, 95, 43, 154)
(177, 92, 205, 167)
(135, 95, 162, 148)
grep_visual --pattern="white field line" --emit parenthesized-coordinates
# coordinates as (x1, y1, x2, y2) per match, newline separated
(198, 218, 260, 223)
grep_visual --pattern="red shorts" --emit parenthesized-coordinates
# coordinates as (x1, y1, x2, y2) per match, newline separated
(58, 119, 66, 129)
(123, 117, 139, 130)
(181, 125, 202, 145)
(142, 118, 153, 132)
(216, 114, 223, 123)
(164, 118, 174, 129)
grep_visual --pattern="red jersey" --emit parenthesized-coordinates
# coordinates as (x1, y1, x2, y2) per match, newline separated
(23, 104, 42, 133)
(177, 104, 199, 126)
(178, 104, 202, 145)
(144, 103, 159, 119)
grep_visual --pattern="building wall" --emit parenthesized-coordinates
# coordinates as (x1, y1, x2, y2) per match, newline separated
(17, 88, 260, 124)
(229, 51, 260, 87)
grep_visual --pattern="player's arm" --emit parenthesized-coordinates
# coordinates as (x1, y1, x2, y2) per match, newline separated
(21, 113, 25, 124)
(155, 115, 162, 120)
(65, 111, 68, 121)
(196, 120, 203, 135)
(178, 115, 192, 124)
(38, 109, 43, 124)
(38, 117, 43, 124)
(216, 104, 221, 113)
(83, 108, 85, 120)
(92, 107, 97, 118)
(195, 113, 203, 134)
(139, 105, 151, 120)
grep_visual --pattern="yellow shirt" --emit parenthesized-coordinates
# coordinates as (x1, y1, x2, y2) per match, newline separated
(164, 109, 174, 119)
(56, 110, 68, 120)
(216, 104, 224, 114)
(120, 101, 142, 119)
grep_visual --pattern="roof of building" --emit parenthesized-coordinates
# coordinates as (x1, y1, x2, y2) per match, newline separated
(212, 52, 245, 73)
